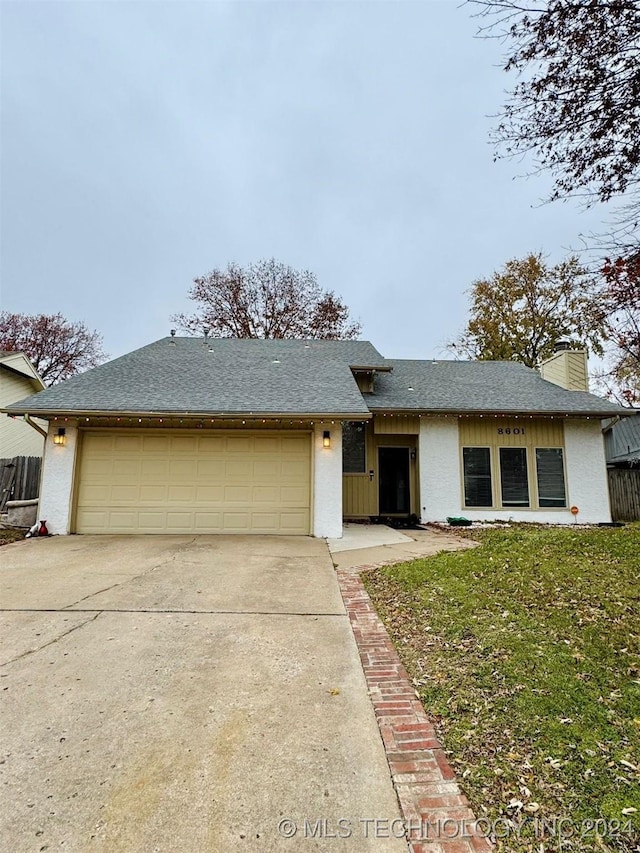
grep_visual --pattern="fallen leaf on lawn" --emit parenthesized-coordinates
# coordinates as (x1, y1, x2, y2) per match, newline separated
(328, 688, 340, 696)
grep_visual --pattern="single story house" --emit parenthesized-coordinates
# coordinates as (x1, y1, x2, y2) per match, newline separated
(3, 337, 634, 537)
(0, 351, 46, 458)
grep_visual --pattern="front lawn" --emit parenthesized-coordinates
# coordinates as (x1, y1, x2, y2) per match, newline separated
(363, 525, 640, 852)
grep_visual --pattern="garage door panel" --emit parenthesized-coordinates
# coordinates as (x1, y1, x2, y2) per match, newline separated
(280, 511, 310, 530)
(252, 459, 280, 479)
(114, 436, 143, 452)
(75, 510, 108, 531)
(77, 484, 111, 503)
(142, 436, 171, 453)
(252, 486, 279, 503)
(250, 513, 279, 530)
(253, 436, 280, 453)
(282, 435, 308, 452)
(81, 459, 112, 478)
(113, 459, 141, 476)
(167, 485, 196, 502)
(170, 436, 199, 454)
(140, 460, 169, 480)
(280, 486, 309, 504)
(224, 485, 251, 502)
(222, 512, 251, 530)
(194, 512, 223, 530)
(76, 430, 311, 534)
(225, 460, 253, 480)
(110, 485, 140, 502)
(281, 459, 310, 480)
(169, 459, 197, 478)
(196, 460, 226, 478)
(139, 484, 168, 502)
(195, 485, 224, 502)
(197, 435, 226, 453)
(166, 512, 193, 529)
(226, 436, 252, 453)
(138, 512, 165, 529)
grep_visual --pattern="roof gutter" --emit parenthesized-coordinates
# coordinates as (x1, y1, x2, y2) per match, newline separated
(23, 414, 48, 439)
(368, 408, 638, 419)
(1, 408, 373, 421)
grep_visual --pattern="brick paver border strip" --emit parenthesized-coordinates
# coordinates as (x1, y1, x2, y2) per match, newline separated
(337, 567, 493, 853)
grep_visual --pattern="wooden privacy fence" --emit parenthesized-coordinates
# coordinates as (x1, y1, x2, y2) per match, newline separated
(608, 468, 640, 522)
(0, 457, 42, 512)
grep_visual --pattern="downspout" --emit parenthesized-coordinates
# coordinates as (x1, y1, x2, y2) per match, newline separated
(23, 414, 48, 439)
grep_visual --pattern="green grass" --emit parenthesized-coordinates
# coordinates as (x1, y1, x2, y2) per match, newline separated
(363, 525, 640, 852)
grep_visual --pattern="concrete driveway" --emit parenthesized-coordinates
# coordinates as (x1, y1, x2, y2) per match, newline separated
(0, 536, 408, 852)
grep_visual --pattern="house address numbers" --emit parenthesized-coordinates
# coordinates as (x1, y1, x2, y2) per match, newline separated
(497, 427, 525, 435)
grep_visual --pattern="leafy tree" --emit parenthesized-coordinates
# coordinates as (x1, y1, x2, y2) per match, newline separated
(469, 1, 640, 246)
(593, 253, 640, 404)
(447, 253, 606, 367)
(172, 258, 361, 340)
(0, 312, 107, 385)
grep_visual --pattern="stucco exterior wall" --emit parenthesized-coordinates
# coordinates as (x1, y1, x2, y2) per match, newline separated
(38, 423, 79, 534)
(419, 416, 611, 524)
(418, 418, 461, 521)
(313, 423, 343, 538)
(563, 419, 612, 523)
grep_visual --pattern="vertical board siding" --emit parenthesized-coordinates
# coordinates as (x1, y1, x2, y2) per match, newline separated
(374, 416, 421, 434)
(0, 456, 42, 510)
(343, 419, 418, 517)
(458, 417, 564, 448)
(608, 469, 640, 521)
(342, 475, 376, 516)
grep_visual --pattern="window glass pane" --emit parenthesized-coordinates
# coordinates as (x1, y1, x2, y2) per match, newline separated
(342, 422, 366, 473)
(536, 448, 567, 507)
(500, 447, 530, 507)
(463, 447, 492, 507)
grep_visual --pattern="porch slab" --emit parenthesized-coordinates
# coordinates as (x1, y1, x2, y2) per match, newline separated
(328, 526, 477, 570)
(327, 523, 414, 553)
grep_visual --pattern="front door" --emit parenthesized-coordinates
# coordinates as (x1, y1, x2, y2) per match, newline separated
(378, 447, 411, 514)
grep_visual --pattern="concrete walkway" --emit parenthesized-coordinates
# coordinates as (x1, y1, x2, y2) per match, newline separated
(328, 524, 478, 570)
(0, 535, 408, 852)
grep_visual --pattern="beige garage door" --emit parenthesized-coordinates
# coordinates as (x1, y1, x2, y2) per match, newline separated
(75, 430, 311, 534)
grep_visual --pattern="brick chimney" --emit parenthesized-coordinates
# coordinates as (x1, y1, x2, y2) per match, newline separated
(540, 341, 589, 391)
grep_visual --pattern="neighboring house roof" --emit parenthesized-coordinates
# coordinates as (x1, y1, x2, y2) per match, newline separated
(603, 415, 640, 464)
(2, 337, 631, 419)
(369, 359, 628, 416)
(0, 351, 45, 392)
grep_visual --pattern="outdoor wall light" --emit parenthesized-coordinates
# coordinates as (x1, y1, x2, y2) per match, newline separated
(323, 430, 331, 448)
(53, 428, 66, 446)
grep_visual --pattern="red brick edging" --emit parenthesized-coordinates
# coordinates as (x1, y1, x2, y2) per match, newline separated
(337, 567, 493, 853)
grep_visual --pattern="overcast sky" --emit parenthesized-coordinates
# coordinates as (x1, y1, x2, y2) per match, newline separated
(1, 0, 614, 362)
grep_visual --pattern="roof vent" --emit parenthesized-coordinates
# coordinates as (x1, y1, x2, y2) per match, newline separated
(554, 340, 571, 352)
(170, 329, 176, 337)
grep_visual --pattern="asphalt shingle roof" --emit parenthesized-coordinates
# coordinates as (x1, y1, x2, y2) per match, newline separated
(3, 339, 630, 418)
(4, 338, 383, 416)
(369, 359, 627, 416)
